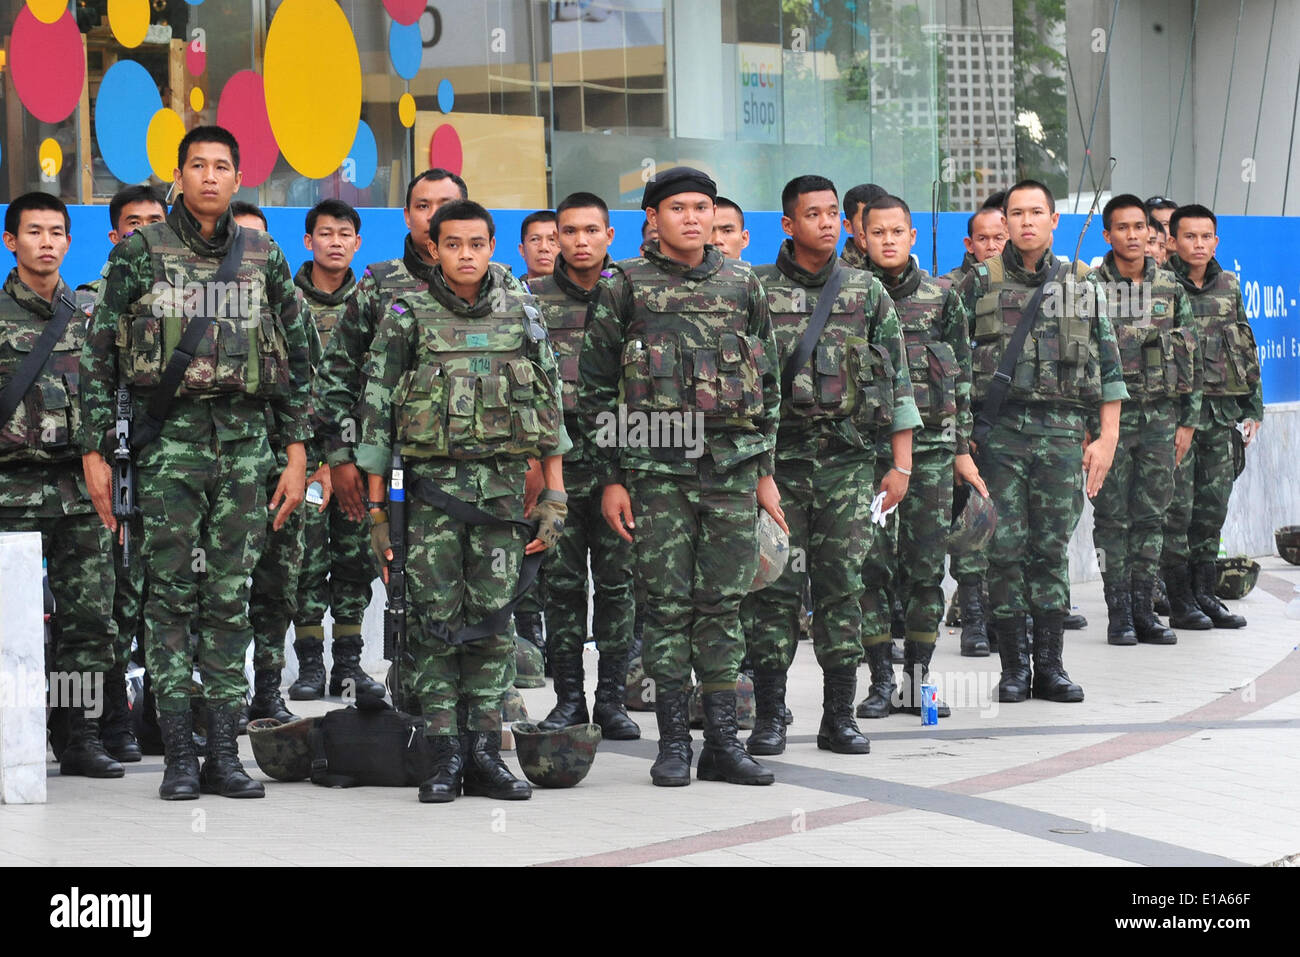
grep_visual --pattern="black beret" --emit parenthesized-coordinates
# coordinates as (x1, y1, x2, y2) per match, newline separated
(641, 166, 718, 210)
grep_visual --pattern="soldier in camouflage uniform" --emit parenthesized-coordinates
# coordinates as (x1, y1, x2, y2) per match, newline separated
(1089, 195, 1202, 646)
(1160, 204, 1264, 630)
(288, 200, 381, 703)
(359, 200, 570, 804)
(578, 167, 784, 788)
(858, 195, 980, 717)
(957, 180, 1127, 704)
(2, 193, 121, 779)
(739, 176, 919, 757)
(837, 183, 888, 271)
(80, 126, 312, 800)
(529, 192, 640, 740)
(313, 170, 523, 703)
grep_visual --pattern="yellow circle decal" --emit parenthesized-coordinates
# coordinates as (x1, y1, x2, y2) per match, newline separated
(107, 0, 150, 49)
(38, 137, 62, 178)
(263, 0, 362, 178)
(398, 92, 416, 128)
(26, 0, 67, 25)
(190, 87, 205, 112)
(146, 108, 187, 182)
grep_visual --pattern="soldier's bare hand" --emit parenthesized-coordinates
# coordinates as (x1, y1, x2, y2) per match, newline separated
(523, 457, 544, 517)
(756, 474, 788, 535)
(1174, 425, 1195, 466)
(81, 451, 118, 535)
(1082, 434, 1117, 498)
(308, 463, 332, 513)
(602, 483, 635, 542)
(270, 443, 307, 531)
(879, 467, 909, 512)
(953, 453, 988, 499)
(332, 462, 367, 522)
(1241, 418, 1261, 446)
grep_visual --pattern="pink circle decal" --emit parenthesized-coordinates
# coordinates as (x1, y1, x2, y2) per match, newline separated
(9, 9, 86, 124)
(429, 124, 463, 176)
(216, 70, 279, 187)
(382, 0, 424, 26)
(186, 39, 207, 76)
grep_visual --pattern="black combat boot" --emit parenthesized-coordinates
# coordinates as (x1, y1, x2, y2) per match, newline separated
(1030, 611, 1085, 702)
(248, 668, 296, 722)
(817, 668, 871, 753)
(1162, 562, 1212, 630)
(650, 690, 693, 787)
(1193, 561, 1247, 629)
(1131, 577, 1177, 645)
(539, 646, 589, 730)
(592, 649, 641, 740)
(100, 666, 142, 763)
(992, 617, 1031, 703)
(746, 669, 787, 755)
(59, 708, 125, 778)
(697, 690, 774, 785)
(1062, 609, 1088, 630)
(856, 641, 897, 718)
(289, 633, 326, 700)
(158, 708, 200, 800)
(515, 611, 549, 677)
(957, 580, 989, 657)
(461, 730, 532, 800)
(198, 703, 266, 798)
(417, 734, 465, 803)
(893, 639, 950, 717)
(329, 634, 387, 699)
(1103, 578, 1138, 646)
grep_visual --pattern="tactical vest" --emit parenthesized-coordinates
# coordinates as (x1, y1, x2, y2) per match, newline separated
(391, 294, 562, 460)
(120, 224, 289, 398)
(366, 257, 428, 313)
(301, 289, 351, 354)
(891, 276, 960, 429)
(762, 273, 894, 429)
(619, 259, 767, 428)
(1185, 272, 1260, 398)
(971, 256, 1103, 410)
(1096, 265, 1197, 401)
(529, 277, 588, 414)
(0, 287, 92, 464)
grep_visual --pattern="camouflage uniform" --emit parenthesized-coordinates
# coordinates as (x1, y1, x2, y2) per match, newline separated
(356, 265, 569, 736)
(959, 244, 1126, 700)
(1, 272, 116, 680)
(839, 240, 868, 270)
(78, 204, 312, 712)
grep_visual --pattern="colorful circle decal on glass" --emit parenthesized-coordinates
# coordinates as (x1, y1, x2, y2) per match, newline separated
(429, 124, 463, 176)
(25, 0, 67, 24)
(186, 34, 207, 76)
(95, 59, 163, 183)
(190, 87, 205, 112)
(388, 20, 422, 80)
(263, 0, 362, 179)
(437, 78, 455, 114)
(343, 120, 377, 190)
(38, 138, 62, 179)
(398, 93, 417, 128)
(9, 8, 85, 124)
(216, 70, 279, 188)
(382, 0, 424, 26)
(108, 0, 150, 49)
(146, 108, 187, 182)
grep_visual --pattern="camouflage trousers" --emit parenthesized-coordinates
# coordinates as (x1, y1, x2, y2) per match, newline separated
(249, 468, 306, 670)
(295, 495, 378, 629)
(979, 424, 1083, 620)
(406, 490, 524, 736)
(514, 563, 548, 619)
(743, 449, 874, 673)
(136, 434, 275, 710)
(1161, 422, 1237, 566)
(547, 462, 634, 661)
(2, 509, 116, 676)
(1092, 401, 1178, 584)
(861, 441, 953, 643)
(628, 458, 759, 696)
(112, 526, 145, 668)
(949, 544, 988, 584)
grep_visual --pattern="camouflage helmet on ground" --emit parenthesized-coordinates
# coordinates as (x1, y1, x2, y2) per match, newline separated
(501, 685, 529, 722)
(624, 654, 655, 711)
(1276, 526, 1300, 566)
(247, 716, 317, 782)
(514, 634, 545, 688)
(949, 482, 997, 556)
(750, 509, 790, 592)
(1215, 557, 1260, 600)
(688, 673, 756, 730)
(511, 721, 601, 788)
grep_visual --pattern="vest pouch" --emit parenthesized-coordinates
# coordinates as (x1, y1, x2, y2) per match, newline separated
(36, 379, 70, 450)
(692, 345, 720, 413)
(398, 363, 449, 455)
(176, 315, 222, 393)
(476, 373, 513, 444)
(1201, 331, 1226, 393)
(1034, 337, 1060, 395)
(1142, 330, 1166, 395)
(1221, 322, 1260, 395)
(1113, 323, 1148, 390)
(557, 355, 580, 412)
(1168, 327, 1197, 395)
(814, 341, 846, 409)
(905, 341, 933, 418)
(850, 340, 894, 428)
(126, 306, 164, 388)
(446, 374, 478, 452)
(923, 341, 960, 422)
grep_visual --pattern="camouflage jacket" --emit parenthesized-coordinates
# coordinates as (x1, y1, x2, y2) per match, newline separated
(939, 251, 978, 289)
(356, 262, 570, 503)
(528, 253, 613, 469)
(958, 243, 1127, 437)
(755, 240, 920, 463)
(839, 239, 868, 270)
(577, 241, 780, 485)
(1167, 254, 1264, 428)
(0, 271, 97, 516)
(1091, 253, 1202, 429)
(78, 200, 311, 453)
(313, 233, 523, 467)
(866, 255, 973, 453)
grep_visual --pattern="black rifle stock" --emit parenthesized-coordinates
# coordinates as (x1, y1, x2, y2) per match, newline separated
(111, 385, 136, 567)
(383, 445, 408, 711)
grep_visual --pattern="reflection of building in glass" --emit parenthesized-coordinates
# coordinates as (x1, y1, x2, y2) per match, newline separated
(940, 24, 1016, 211)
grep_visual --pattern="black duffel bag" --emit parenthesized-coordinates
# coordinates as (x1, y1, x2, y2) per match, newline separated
(309, 701, 437, 788)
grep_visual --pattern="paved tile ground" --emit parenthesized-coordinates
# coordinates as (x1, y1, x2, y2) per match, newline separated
(5, 558, 1298, 867)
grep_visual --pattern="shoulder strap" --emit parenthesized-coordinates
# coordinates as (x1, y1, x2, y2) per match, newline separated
(308, 719, 359, 788)
(972, 259, 1062, 448)
(0, 292, 76, 430)
(131, 227, 246, 451)
(781, 265, 845, 399)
